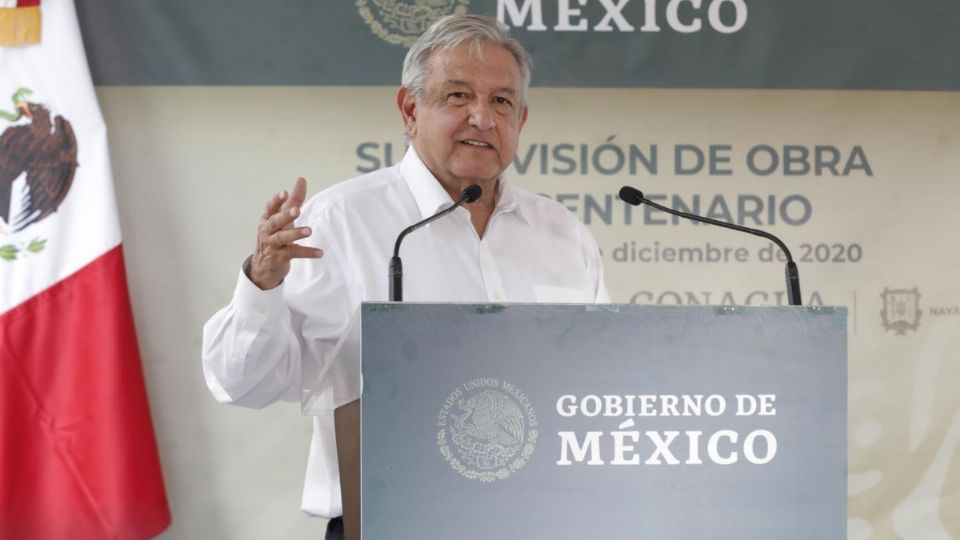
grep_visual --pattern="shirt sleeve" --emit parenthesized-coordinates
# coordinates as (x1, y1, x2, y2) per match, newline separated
(201, 262, 303, 409)
(201, 204, 360, 410)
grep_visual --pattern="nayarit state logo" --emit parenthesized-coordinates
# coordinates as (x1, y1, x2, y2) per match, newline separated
(880, 287, 922, 335)
(437, 377, 537, 482)
(357, 0, 470, 47)
(0, 87, 77, 261)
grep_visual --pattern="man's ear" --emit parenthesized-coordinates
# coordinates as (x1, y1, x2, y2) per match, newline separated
(519, 104, 529, 132)
(397, 86, 417, 137)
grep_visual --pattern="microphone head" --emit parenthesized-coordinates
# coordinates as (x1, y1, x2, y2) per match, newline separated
(462, 184, 483, 203)
(618, 186, 644, 206)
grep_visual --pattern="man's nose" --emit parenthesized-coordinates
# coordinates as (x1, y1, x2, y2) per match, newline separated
(468, 100, 496, 130)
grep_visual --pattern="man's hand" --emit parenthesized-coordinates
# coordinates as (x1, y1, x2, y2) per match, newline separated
(249, 177, 323, 290)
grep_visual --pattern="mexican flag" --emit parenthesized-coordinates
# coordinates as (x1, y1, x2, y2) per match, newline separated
(0, 1, 171, 538)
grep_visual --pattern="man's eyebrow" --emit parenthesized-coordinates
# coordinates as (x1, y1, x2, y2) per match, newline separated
(440, 80, 518, 95)
(440, 80, 469, 89)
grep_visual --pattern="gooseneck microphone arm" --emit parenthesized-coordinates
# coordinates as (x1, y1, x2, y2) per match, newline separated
(389, 184, 482, 302)
(618, 186, 802, 306)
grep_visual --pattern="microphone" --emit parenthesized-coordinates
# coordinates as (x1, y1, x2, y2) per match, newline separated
(389, 184, 482, 301)
(618, 186, 803, 306)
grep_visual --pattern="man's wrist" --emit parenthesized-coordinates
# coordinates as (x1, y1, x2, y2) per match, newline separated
(242, 255, 282, 290)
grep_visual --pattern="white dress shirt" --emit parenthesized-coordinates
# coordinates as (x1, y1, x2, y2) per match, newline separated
(202, 147, 608, 518)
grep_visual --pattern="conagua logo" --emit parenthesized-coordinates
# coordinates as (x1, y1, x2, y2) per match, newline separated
(437, 377, 537, 482)
(0, 86, 78, 261)
(357, 0, 470, 47)
(880, 287, 922, 335)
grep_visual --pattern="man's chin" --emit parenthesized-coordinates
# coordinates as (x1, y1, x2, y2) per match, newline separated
(449, 161, 508, 182)
(451, 170, 502, 186)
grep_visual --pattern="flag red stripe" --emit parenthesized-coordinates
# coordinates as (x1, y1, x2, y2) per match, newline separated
(0, 245, 171, 540)
(16, 1, 41, 7)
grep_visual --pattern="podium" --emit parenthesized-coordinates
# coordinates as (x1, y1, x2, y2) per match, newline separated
(335, 303, 846, 539)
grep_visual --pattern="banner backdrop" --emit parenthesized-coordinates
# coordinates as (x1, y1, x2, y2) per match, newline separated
(70, 2, 960, 539)
(74, 0, 960, 89)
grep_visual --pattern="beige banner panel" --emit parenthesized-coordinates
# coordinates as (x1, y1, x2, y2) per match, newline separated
(100, 87, 959, 539)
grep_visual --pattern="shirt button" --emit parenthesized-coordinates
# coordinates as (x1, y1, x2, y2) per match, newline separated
(493, 293, 502, 301)
(256, 304, 267, 314)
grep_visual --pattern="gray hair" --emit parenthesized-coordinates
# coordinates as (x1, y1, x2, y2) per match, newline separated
(401, 14, 533, 107)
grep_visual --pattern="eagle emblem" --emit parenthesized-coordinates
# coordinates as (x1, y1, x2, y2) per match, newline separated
(453, 390, 526, 452)
(357, 0, 470, 47)
(437, 379, 538, 482)
(0, 87, 78, 260)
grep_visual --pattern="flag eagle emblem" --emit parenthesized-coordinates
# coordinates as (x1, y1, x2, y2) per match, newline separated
(0, 87, 78, 235)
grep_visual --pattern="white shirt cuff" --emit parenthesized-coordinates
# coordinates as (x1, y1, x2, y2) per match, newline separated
(233, 255, 286, 326)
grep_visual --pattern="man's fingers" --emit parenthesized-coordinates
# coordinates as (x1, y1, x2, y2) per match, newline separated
(287, 244, 324, 259)
(262, 189, 288, 220)
(263, 176, 305, 220)
(261, 205, 301, 236)
(279, 177, 307, 212)
(251, 179, 312, 290)
(289, 177, 308, 207)
(255, 240, 322, 262)
(270, 226, 313, 247)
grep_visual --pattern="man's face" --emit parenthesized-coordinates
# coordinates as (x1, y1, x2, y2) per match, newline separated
(398, 42, 528, 190)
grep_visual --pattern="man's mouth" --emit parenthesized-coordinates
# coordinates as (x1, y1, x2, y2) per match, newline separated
(461, 140, 493, 148)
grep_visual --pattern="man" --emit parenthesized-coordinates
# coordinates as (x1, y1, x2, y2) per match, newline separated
(202, 14, 608, 539)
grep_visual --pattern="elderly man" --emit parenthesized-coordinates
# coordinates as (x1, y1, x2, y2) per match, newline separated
(202, 13, 608, 539)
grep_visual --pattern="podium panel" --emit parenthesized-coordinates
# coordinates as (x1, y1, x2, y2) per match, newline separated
(359, 303, 846, 539)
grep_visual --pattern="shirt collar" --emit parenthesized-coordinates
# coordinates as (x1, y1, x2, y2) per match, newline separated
(399, 146, 530, 225)
(399, 146, 454, 219)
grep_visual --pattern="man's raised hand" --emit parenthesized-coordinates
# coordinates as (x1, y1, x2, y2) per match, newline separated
(249, 177, 323, 290)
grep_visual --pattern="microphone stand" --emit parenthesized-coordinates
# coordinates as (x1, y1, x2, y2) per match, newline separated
(389, 184, 482, 302)
(619, 186, 802, 306)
